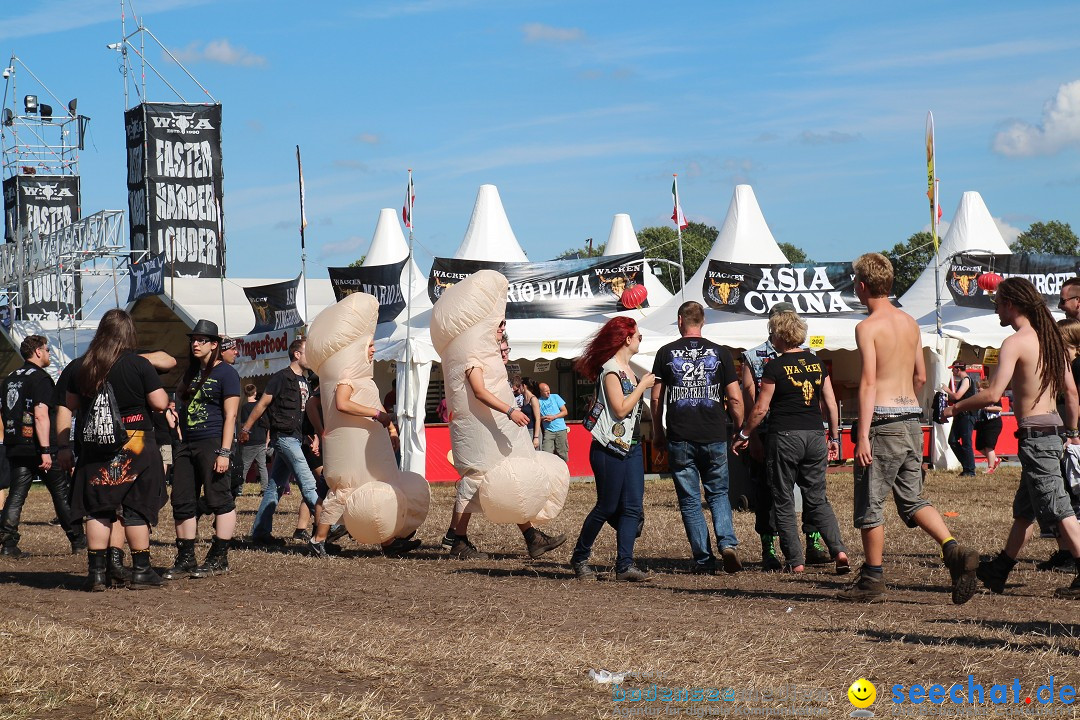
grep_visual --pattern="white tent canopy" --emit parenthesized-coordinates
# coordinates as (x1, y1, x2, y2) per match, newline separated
(363, 207, 427, 304)
(603, 213, 673, 312)
(452, 184, 529, 262)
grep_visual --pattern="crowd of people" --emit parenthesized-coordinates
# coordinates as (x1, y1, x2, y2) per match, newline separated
(0, 253, 1077, 602)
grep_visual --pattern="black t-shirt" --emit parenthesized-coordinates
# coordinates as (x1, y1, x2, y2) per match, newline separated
(2, 362, 55, 457)
(652, 337, 737, 444)
(760, 350, 826, 433)
(264, 367, 309, 439)
(70, 353, 163, 431)
(240, 400, 268, 446)
(181, 361, 241, 442)
(1072, 356, 1080, 391)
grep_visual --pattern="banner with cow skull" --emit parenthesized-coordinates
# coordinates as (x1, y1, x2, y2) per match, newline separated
(427, 252, 648, 319)
(701, 259, 872, 316)
(127, 252, 167, 303)
(125, 102, 225, 278)
(327, 258, 408, 324)
(946, 253, 1080, 309)
(244, 274, 304, 334)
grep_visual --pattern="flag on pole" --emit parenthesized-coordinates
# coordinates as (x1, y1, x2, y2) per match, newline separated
(671, 178, 688, 229)
(403, 171, 415, 229)
(297, 146, 308, 233)
(925, 112, 938, 251)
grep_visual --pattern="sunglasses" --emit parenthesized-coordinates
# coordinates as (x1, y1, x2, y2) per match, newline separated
(191, 337, 215, 345)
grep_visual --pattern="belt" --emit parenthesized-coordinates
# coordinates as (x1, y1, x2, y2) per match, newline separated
(870, 412, 921, 427)
(1015, 426, 1062, 440)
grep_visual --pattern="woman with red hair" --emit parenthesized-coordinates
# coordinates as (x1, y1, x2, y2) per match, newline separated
(569, 317, 655, 581)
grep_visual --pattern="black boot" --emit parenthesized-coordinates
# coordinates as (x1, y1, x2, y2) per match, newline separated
(190, 537, 230, 579)
(129, 550, 163, 589)
(106, 547, 131, 589)
(162, 538, 197, 580)
(84, 549, 107, 592)
(976, 551, 1016, 594)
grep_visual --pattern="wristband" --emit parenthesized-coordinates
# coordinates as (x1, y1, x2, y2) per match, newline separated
(829, 438, 840, 444)
(375, 411, 386, 423)
(1063, 429, 1079, 439)
(42, 446, 56, 454)
(506, 406, 516, 419)
(214, 447, 232, 457)
(737, 430, 749, 441)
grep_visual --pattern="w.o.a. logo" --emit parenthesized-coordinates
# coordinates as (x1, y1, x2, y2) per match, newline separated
(150, 112, 215, 135)
(707, 278, 741, 306)
(948, 272, 979, 297)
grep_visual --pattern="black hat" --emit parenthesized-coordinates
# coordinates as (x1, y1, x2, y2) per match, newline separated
(187, 319, 221, 340)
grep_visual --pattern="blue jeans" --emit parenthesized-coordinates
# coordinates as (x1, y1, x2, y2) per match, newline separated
(668, 439, 737, 566)
(251, 435, 319, 538)
(948, 414, 976, 474)
(571, 442, 644, 573)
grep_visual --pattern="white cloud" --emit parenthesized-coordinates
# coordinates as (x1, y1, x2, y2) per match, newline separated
(319, 235, 367, 259)
(798, 130, 861, 145)
(0, 0, 213, 40)
(354, 133, 380, 145)
(171, 39, 266, 67)
(522, 23, 585, 44)
(993, 79, 1080, 156)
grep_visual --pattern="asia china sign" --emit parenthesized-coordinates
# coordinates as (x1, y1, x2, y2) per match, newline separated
(702, 260, 873, 316)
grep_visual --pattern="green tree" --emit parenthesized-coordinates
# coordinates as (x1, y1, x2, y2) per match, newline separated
(1010, 220, 1080, 255)
(883, 232, 934, 297)
(553, 240, 605, 260)
(348, 255, 366, 268)
(778, 242, 811, 264)
(637, 222, 718, 293)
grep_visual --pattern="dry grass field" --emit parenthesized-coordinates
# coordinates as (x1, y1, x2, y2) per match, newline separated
(0, 466, 1078, 719)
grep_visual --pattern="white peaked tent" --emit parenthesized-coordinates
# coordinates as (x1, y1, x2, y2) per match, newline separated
(363, 207, 427, 304)
(640, 184, 863, 352)
(900, 190, 1013, 469)
(453, 184, 529, 262)
(603, 213, 673, 313)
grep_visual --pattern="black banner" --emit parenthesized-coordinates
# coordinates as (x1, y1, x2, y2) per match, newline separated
(126, 102, 225, 278)
(328, 259, 408, 324)
(3, 175, 81, 243)
(127, 252, 167, 303)
(947, 253, 1080, 308)
(244, 275, 303, 334)
(702, 260, 871, 316)
(427, 253, 647, 319)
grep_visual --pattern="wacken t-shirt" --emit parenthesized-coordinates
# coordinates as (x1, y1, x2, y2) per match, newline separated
(652, 336, 737, 444)
(182, 361, 242, 442)
(759, 350, 826, 433)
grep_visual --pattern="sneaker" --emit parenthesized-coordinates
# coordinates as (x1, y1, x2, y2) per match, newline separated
(441, 529, 458, 549)
(524, 528, 567, 559)
(382, 537, 422, 558)
(760, 535, 782, 572)
(615, 565, 653, 582)
(307, 539, 328, 558)
(835, 553, 851, 575)
(449, 537, 489, 560)
(804, 533, 831, 566)
(976, 554, 1014, 594)
(943, 542, 980, 605)
(326, 524, 351, 544)
(690, 561, 716, 575)
(250, 534, 286, 547)
(837, 565, 886, 602)
(572, 561, 598, 581)
(292, 529, 312, 543)
(721, 547, 743, 574)
(1053, 573, 1080, 599)
(1036, 549, 1077, 573)
(958, 471, 977, 478)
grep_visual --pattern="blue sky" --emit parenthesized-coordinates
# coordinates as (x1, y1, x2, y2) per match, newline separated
(5, 0, 1080, 278)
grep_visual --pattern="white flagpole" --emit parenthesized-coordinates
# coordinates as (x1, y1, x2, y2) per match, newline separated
(674, 174, 686, 299)
(297, 145, 310, 330)
(402, 169, 415, 471)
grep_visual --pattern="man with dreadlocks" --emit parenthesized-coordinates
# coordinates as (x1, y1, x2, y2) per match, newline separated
(947, 276, 1080, 599)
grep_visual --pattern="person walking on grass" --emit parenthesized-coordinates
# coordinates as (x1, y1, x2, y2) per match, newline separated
(570, 317, 655, 582)
(64, 309, 170, 591)
(946, 363, 978, 477)
(163, 320, 242, 580)
(973, 378, 1003, 475)
(733, 311, 849, 575)
(240, 338, 320, 545)
(839, 253, 979, 604)
(947, 277, 1080, 599)
(651, 301, 745, 575)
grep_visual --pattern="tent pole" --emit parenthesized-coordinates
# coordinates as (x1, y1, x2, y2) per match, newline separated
(402, 169, 415, 470)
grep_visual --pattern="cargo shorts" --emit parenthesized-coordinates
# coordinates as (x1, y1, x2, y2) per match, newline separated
(853, 418, 932, 529)
(1014, 434, 1075, 526)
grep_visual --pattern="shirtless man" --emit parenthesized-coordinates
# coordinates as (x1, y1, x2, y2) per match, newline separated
(839, 253, 980, 604)
(947, 277, 1080, 599)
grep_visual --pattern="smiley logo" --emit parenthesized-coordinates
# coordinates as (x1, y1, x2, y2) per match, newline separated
(848, 678, 876, 711)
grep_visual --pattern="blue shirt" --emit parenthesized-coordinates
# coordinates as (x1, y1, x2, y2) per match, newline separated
(538, 393, 568, 432)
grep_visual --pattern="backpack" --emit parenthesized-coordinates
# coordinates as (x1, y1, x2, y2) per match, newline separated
(79, 381, 127, 455)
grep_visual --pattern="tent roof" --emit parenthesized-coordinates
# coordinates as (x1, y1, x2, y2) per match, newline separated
(362, 207, 427, 303)
(900, 190, 1013, 342)
(603, 213, 673, 311)
(452, 184, 529, 262)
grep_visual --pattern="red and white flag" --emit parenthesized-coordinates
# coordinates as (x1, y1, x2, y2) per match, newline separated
(671, 177, 688, 230)
(402, 171, 415, 229)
